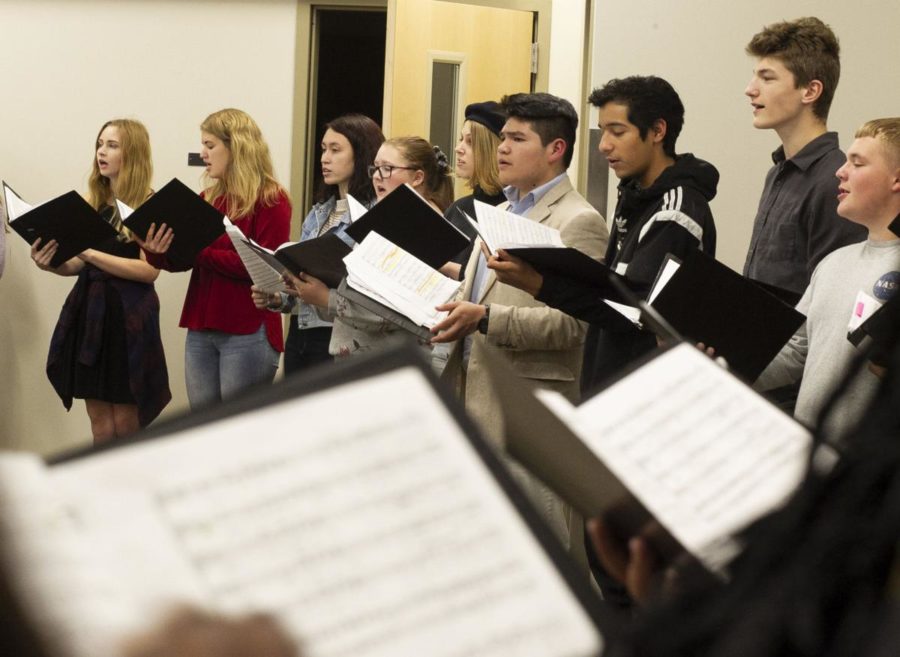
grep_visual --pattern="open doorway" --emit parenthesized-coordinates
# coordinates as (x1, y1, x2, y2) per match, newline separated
(301, 7, 387, 212)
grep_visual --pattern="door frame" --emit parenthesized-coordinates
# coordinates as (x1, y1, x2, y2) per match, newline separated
(383, 0, 551, 136)
(291, 0, 388, 226)
(292, 0, 552, 218)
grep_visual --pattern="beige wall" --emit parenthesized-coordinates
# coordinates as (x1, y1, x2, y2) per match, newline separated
(0, 0, 298, 452)
(5, 0, 895, 455)
(589, 1, 900, 271)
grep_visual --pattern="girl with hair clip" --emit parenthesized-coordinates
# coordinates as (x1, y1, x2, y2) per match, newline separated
(286, 135, 454, 358)
(251, 114, 384, 375)
(140, 108, 291, 409)
(443, 101, 507, 280)
(30, 119, 170, 443)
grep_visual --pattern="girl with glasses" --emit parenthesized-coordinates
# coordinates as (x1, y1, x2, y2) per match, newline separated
(285, 136, 454, 358)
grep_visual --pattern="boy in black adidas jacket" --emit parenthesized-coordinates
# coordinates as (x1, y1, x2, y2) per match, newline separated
(490, 75, 718, 396)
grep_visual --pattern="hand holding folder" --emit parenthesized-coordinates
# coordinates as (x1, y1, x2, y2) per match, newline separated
(0, 343, 612, 657)
(345, 184, 469, 269)
(3, 181, 119, 268)
(118, 178, 225, 269)
(483, 342, 822, 579)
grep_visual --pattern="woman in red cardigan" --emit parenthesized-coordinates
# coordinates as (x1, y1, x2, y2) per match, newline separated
(141, 108, 291, 409)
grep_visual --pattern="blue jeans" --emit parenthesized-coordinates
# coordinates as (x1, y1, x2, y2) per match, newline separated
(185, 326, 279, 410)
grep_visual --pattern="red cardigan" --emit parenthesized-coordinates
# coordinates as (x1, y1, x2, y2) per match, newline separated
(146, 192, 292, 352)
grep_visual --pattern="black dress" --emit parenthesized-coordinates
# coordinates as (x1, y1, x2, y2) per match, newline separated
(46, 207, 171, 426)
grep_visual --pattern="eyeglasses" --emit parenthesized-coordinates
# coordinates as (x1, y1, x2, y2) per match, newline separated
(367, 164, 417, 179)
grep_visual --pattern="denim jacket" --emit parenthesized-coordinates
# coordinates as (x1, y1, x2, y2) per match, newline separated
(280, 197, 356, 330)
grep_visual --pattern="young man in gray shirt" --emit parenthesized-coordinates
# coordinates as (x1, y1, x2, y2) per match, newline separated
(743, 16, 865, 297)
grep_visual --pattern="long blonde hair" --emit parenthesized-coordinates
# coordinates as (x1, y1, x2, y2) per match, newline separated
(87, 119, 152, 241)
(87, 119, 152, 210)
(465, 120, 502, 196)
(200, 108, 287, 219)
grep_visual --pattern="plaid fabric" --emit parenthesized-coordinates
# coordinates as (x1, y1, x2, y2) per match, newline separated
(47, 264, 171, 427)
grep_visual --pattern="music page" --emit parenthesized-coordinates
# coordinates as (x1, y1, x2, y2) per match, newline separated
(571, 343, 812, 570)
(344, 232, 460, 328)
(43, 367, 601, 657)
(473, 200, 564, 253)
(223, 218, 287, 294)
(2, 182, 34, 221)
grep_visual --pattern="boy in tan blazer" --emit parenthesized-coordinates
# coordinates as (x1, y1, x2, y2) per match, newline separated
(432, 93, 609, 564)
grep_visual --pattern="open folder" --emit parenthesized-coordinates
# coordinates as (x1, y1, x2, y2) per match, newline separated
(118, 178, 225, 269)
(639, 251, 806, 382)
(338, 232, 462, 340)
(484, 342, 820, 578)
(504, 245, 625, 301)
(0, 343, 611, 657)
(465, 199, 565, 253)
(345, 184, 469, 269)
(2, 181, 119, 268)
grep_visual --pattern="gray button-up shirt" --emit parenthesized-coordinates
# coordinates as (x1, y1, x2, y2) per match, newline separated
(743, 131, 866, 296)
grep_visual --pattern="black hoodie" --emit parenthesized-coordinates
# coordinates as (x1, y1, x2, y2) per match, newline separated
(537, 153, 719, 395)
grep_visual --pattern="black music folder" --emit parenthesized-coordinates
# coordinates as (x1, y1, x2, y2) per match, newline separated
(484, 342, 816, 579)
(246, 233, 352, 289)
(649, 250, 806, 381)
(3, 181, 119, 268)
(891, 213, 900, 238)
(0, 343, 612, 657)
(120, 178, 225, 269)
(345, 184, 469, 269)
(504, 246, 625, 301)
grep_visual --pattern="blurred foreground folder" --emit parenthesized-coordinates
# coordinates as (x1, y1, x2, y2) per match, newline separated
(0, 343, 611, 657)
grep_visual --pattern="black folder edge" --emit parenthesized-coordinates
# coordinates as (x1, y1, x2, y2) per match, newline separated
(848, 292, 900, 351)
(483, 343, 715, 584)
(3, 181, 119, 268)
(485, 341, 812, 584)
(121, 178, 225, 268)
(504, 246, 626, 301)
(890, 213, 900, 238)
(649, 250, 806, 382)
(345, 184, 469, 269)
(336, 278, 433, 341)
(270, 234, 352, 290)
(46, 341, 617, 642)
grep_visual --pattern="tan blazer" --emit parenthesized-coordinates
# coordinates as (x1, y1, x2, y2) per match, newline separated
(444, 175, 609, 446)
(443, 174, 608, 570)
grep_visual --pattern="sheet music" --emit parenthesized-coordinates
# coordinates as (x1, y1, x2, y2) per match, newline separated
(2, 182, 34, 221)
(42, 368, 600, 657)
(344, 232, 461, 328)
(223, 218, 287, 294)
(473, 200, 564, 253)
(571, 344, 811, 570)
(603, 299, 641, 324)
(115, 198, 134, 221)
(347, 194, 367, 222)
(648, 258, 680, 304)
(0, 455, 204, 657)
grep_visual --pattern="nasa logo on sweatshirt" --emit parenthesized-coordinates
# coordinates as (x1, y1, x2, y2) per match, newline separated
(873, 270, 900, 301)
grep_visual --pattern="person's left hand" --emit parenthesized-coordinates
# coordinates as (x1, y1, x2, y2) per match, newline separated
(488, 249, 543, 297)
(123, 606, 298, 657)
(586, 518, 661, 606)
(430, 301, 486, 343)
(284, 271, 329, 307)
(135, 222, 174, 255)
